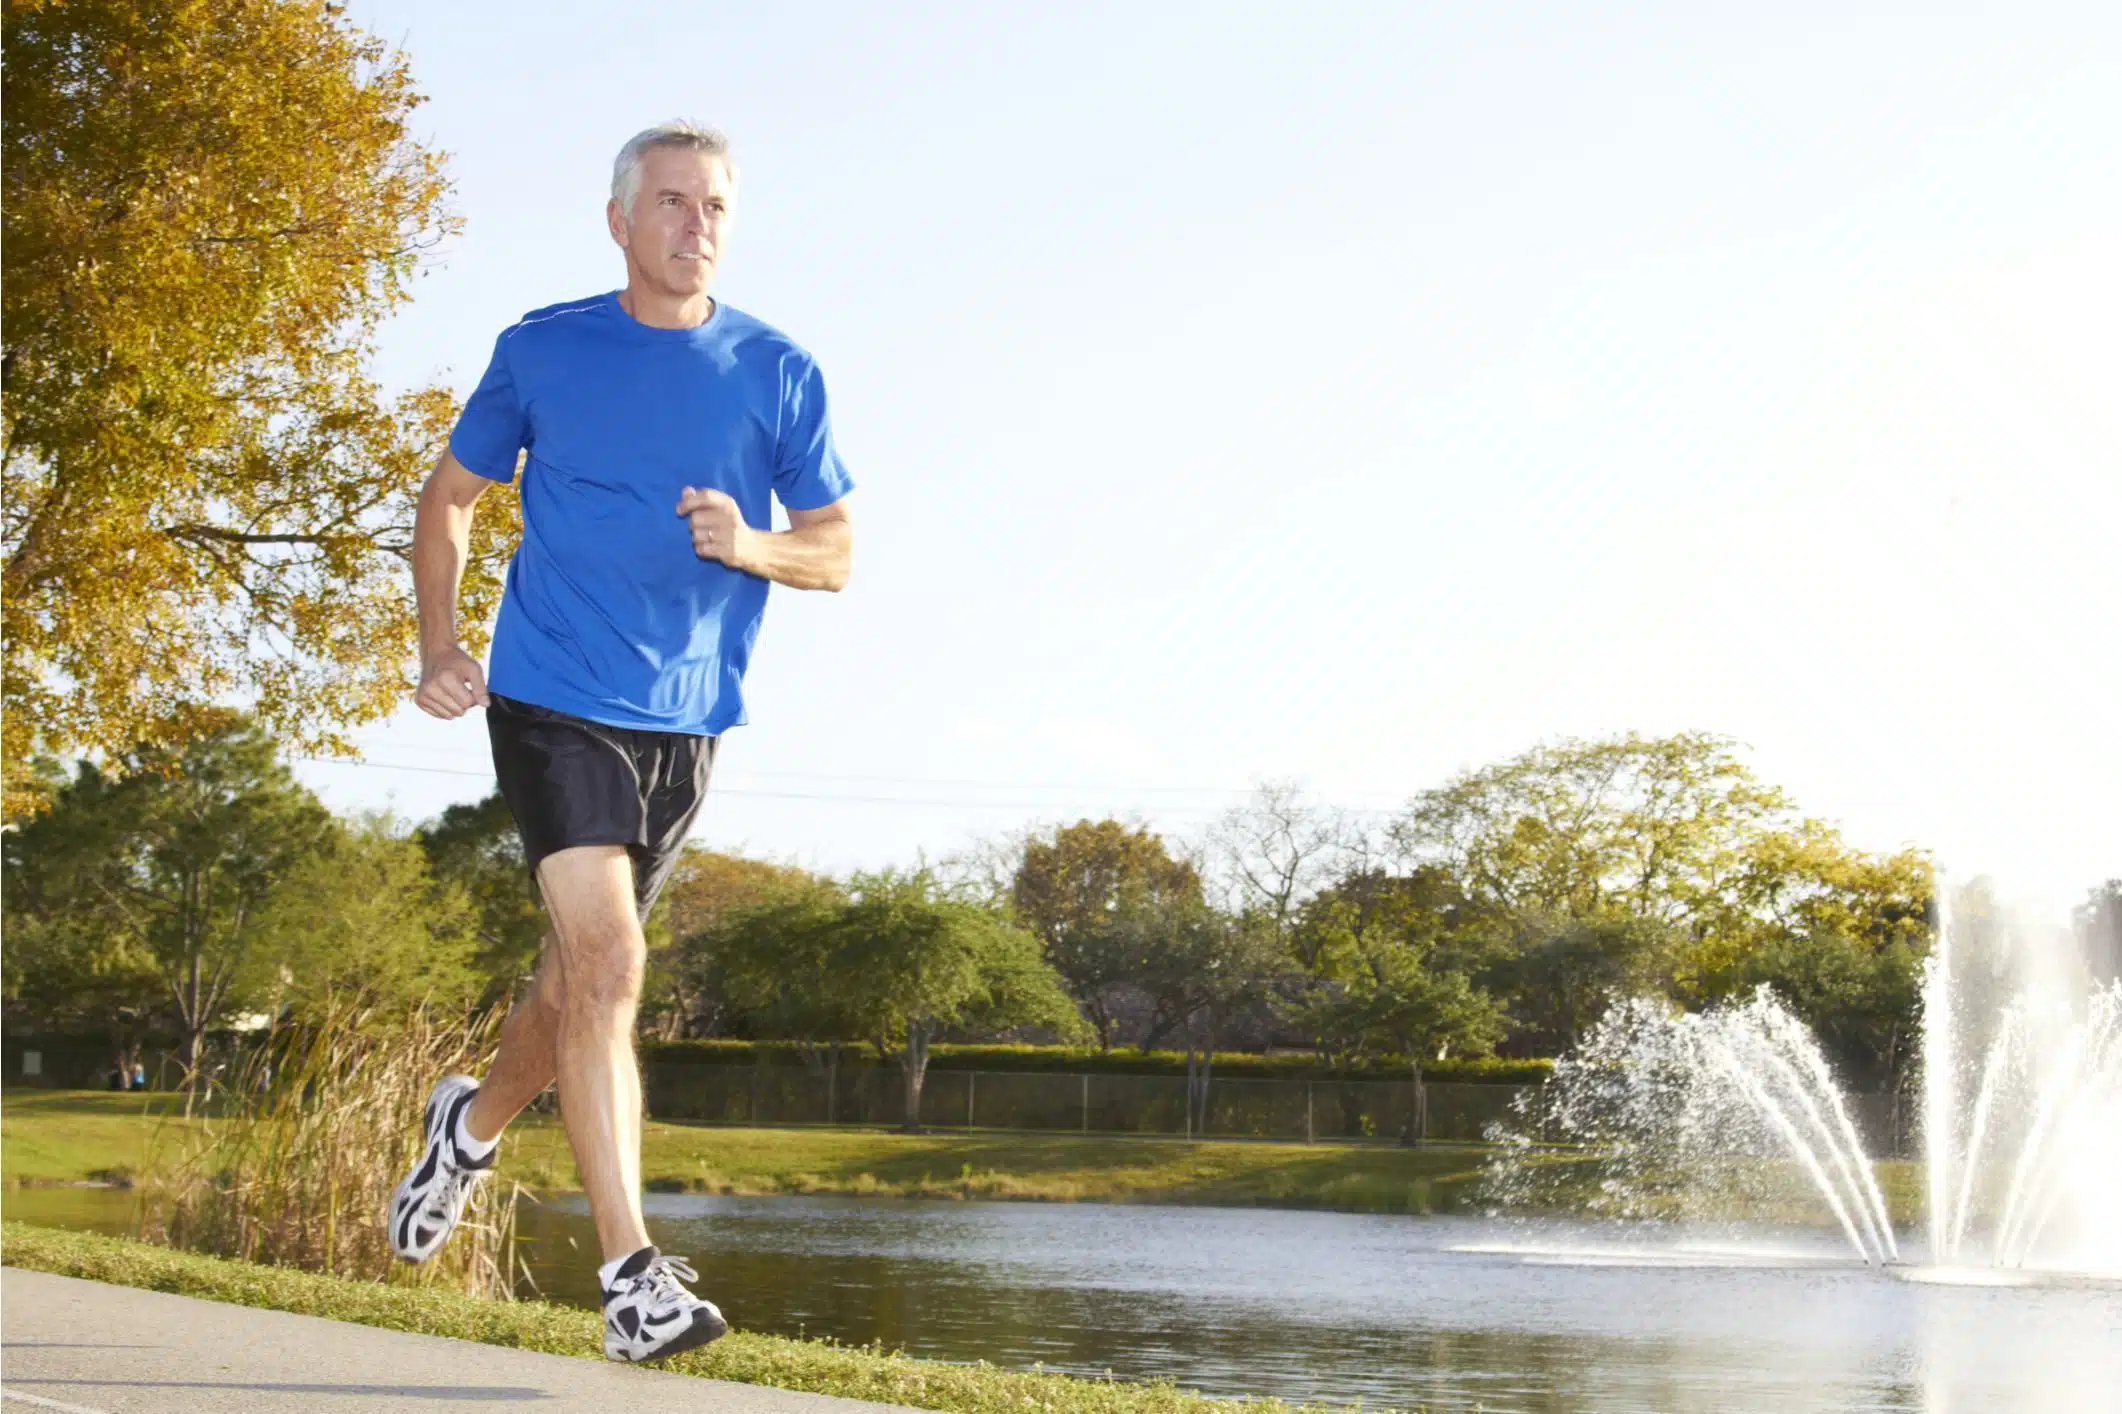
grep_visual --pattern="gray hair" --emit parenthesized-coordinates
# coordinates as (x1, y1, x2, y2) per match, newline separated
(611, 120, 734, 216)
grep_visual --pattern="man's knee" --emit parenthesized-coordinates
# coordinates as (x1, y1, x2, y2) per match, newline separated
(559, 928, 646, 1016)
(536, 845, 647, 1019)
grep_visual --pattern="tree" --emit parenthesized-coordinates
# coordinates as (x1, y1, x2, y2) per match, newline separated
(417, 792, 546, 995)
(1394, 732, 1791, 929)
(829, 869, 1086, 1130)
(1011, 819, 1202, 1049)
(1134, 903, 1289, 1133)
(935, 825, 1032, 911)
(1, 821, 168, 1079)
(660, 853, 845, 1042)
(1283, 869, 1509, 1070)
(1499, 913, 1683, 1052)
(1699, 827, 1933, 1091)
(8, 719, 335, 1083)
(256, 813, 484, 1014)
(1204, 782, 1352, 943)
(2, 0, 515, 813)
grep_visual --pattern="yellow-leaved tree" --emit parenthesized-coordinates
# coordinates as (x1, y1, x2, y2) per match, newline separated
(2, 0, 516, 815)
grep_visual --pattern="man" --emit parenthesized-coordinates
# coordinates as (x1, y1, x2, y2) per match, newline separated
(391, 120, 853, 1364)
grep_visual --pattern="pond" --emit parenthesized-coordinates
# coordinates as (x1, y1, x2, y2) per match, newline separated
(11, 1186, 2120, 1411)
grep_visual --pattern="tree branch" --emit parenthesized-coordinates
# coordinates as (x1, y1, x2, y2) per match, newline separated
(162, 523, 349, 547)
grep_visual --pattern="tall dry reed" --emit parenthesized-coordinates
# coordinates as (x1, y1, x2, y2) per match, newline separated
(140, 995, 525, 1298)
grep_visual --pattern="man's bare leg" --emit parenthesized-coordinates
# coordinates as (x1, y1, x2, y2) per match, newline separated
(462, 940, 564, 1144)
(529, 844, 652, 1263)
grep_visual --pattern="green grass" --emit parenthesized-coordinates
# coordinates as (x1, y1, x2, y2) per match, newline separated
(4, 1090, 1925, 1224)
(0, 1090, 201, 1186)
(512, 1122, 1509, 1212)
(4, 1090, 1516, 1214)
(0, 1222, 1384, 1413)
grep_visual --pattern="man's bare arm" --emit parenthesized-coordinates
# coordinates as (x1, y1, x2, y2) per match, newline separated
(676, 489, 852, 592)
(412, 450, 496, 717)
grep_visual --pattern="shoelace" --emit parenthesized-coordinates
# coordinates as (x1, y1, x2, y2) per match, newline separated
(625, 1254, 701, 1314)
(422, 1152, 485, 1222)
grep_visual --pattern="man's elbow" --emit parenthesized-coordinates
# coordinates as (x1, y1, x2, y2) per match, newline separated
(821, 527, 853, 592)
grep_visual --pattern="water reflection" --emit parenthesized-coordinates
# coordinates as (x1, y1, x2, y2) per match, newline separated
(12, 1187, 2120, 1411)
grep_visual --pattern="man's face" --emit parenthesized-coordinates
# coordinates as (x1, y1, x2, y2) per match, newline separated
(608, 147, 735, 298)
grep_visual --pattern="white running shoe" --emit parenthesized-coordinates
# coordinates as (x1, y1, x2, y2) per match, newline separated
(389, 1074, 494, 1263)
(602, 1247, 728, 1362)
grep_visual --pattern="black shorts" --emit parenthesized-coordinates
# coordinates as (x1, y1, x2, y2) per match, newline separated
(487, 694, 717, 919)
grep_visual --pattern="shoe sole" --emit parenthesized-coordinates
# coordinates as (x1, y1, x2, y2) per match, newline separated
(613, 1309, 729, 1364)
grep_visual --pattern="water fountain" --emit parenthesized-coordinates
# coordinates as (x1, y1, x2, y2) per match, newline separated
(1919, 885, 2122, 1272)
(1490, 880, 2122, 1275)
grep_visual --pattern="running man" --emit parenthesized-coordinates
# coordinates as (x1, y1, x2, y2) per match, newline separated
(391, 120, 854, 1363)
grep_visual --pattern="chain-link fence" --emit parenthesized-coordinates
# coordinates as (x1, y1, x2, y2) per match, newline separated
(643, 1062, 1534, 1142)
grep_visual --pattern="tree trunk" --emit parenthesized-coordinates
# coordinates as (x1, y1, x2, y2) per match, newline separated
(1086, 996, 1115, 1053)
(179, 1023, 207, 1114)
(1194, 1049, 1213, 1136)
(1182, 1032, 1213, 1138)
(1183, 1044, 1196, 1140)
(109, 1020, 138, 1091)
(1403, 1059, 1426, 1147)
(899, 1023, 931, 1132)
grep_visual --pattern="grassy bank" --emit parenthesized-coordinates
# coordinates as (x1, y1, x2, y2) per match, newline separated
(2, 1090, 1928, 1224)
(2, 1090, 1519, 1214)
(0, 1090, 199, 1186)
(0, 1222, 1375, 1413)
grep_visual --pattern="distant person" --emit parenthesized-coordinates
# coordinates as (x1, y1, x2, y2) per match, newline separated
(131, 1061, 147, 1091)
(392, 119, 854, 1364)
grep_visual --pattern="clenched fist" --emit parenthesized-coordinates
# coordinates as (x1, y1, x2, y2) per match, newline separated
(417, 645, 491, 719)
(677, 486, 754, 569)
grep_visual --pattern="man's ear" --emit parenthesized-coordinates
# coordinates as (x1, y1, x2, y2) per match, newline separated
(606, 197, 631, 248)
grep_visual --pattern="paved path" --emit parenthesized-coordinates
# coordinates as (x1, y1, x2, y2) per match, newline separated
(0, 1270, 923, 1413)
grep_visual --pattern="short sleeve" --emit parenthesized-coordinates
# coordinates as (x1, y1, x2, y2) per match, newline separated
(448, 332, 531, 483)
(773, 356, 855, 511)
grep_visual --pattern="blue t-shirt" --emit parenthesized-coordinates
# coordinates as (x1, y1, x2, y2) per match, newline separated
(449, 293, 854, 735)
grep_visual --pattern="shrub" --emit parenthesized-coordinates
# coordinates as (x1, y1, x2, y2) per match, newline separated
(638, 1038, 1552, 1084)
(139, 996, 522, 1297)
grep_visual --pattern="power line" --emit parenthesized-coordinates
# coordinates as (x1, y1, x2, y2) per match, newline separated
(291, 756, 1400, 815)
(331, 740, 1401, 800)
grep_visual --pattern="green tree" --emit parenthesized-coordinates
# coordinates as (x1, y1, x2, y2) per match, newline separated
(1133, 903, 1289, 1132)
(1, 0, 515, 813)
(667, 855, 847, 1043)
(1700, 826, 1934, 1090)
(2, 785, 168, 1077)
(1394, 732, 1791, 928)
(416, 792, 545, 995)
(256, 813, 484, 1014)
(1499, 913, 1684, 1052)
(1011, 819, 1202, 1050)
(831, 869, 1087, 1131)
(7, 720, 335, 1083)
(1283, 868, 1509, 1069)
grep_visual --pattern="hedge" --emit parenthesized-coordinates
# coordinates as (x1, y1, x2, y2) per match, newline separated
(638, 1039, 1552, 1085)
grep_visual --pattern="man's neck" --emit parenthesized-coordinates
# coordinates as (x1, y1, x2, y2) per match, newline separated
(617, 284, 715, 330)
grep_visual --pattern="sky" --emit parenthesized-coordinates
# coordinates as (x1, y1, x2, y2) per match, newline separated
(309, 1, 2122, 918)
